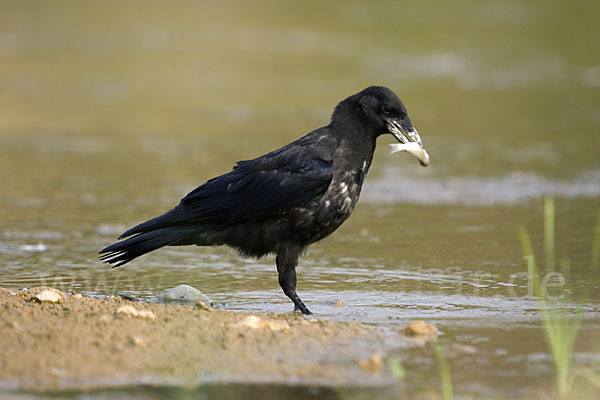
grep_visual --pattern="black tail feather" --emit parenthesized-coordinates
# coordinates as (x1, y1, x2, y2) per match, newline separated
(118, 206, 188, 239)
(99, 227, 196, 267)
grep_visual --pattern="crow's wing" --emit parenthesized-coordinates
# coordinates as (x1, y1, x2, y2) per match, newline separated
(118, 155, 333, 238)
(118, 129, 338, 239)
(182, 157, 332, 223)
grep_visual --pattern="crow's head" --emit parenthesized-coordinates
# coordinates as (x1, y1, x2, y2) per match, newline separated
(356, 86, 422, 145)
(333, 86, 428, 166)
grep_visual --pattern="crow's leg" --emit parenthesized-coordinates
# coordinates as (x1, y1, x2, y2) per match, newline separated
(276, 250, 312, 315)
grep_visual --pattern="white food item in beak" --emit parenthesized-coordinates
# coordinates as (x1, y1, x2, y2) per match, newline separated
(389, 142, 430, 167)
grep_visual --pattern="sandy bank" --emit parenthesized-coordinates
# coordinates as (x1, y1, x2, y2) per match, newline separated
(0, 287, 424, 392)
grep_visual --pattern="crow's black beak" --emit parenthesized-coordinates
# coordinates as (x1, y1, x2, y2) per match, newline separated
(385, 119, 424, 149)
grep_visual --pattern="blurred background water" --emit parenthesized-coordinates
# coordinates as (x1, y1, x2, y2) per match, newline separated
(1, 0, 599, 398)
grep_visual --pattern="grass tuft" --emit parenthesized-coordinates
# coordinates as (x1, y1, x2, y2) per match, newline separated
(431, 341, 453, 400)
(519, 197, 600, 398)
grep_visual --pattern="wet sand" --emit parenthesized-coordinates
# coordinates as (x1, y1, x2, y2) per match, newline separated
(0, 287, 419, 393)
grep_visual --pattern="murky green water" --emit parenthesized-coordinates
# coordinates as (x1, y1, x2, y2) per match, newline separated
(1, 0, 600, 398)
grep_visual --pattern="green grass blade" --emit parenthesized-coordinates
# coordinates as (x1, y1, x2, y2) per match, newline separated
(431, 342, 453, 400)
(518, 199, 600, 398)
(545, 197, 555, 272)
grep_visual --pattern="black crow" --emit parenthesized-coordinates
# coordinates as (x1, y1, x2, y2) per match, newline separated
(99, 86, 429, 314)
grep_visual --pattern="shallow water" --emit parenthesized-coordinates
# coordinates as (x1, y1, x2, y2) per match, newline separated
(1, 0, 600, 398)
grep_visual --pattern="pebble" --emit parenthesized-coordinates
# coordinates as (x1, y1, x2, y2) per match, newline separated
(358, 354, 384, 372)
(404, 320, 439, 337)
(194, 301, 213, 312)
(128, 335, 146, 347)
(33, 288, 65, 304)
(115, 305, 156, 320)
(99, 314, 112, 323)
(234, 315, 290, 331)
(157, 284, 213, 304)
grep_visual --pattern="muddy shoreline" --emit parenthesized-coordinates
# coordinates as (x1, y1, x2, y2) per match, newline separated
(0, 287, 430, 393)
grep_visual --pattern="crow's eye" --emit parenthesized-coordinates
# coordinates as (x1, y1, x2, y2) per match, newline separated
(381, 105, 392, 115)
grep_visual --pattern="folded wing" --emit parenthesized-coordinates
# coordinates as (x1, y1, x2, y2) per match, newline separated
(119, 156, 333, 238)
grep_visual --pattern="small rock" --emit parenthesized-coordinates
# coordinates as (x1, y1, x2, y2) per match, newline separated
(116, 305, 137, 317)
(234, 315, 290, 331)
(194, 301, 213, 312)
(98, 314, 112, 323)
(71, 293, 83, 300)
(404, 320, 439, 337)
(359, 354, 384, 372)
(128, 335, 146, 347)
(137, 310, 156, 320)
(158, 284, 213, 304)
(115, 305, 156, 320)
(33, 288, 65, 304)
(334, 300, 345, 307)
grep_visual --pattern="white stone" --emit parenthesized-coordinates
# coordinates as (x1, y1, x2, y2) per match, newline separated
(34, 288, 64, 304)
(157, 284, 213, 304)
